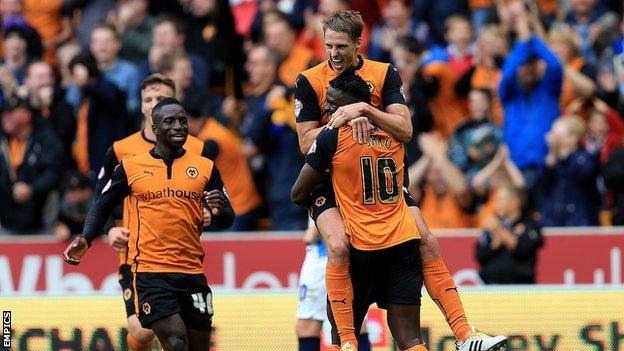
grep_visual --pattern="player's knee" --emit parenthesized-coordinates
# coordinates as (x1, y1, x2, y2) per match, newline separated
(163, 334, 187, 351)
(419, 230, 441, 259)
(327, 237, 349, 261)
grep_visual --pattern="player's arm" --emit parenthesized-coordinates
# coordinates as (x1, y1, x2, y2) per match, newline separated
(94, 147, 119, 195)
(63, 163, 131, 265)
(291, 128, 338, 206)
(201, 139, 220, 160)
(204, 167, 235, 229)
(295, 74, 325, 154)
(328, 65, 412, 142)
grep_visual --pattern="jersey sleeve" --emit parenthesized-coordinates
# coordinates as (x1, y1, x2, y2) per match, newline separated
(382, 65, 407, 107)
(201, 139, 220, 160)
(94, 147, 120, 195)
(82, 163, 131, 245)
(305, 127, 339, 173)
(205, 166, 235, 229)
(294, 74, 322, 123)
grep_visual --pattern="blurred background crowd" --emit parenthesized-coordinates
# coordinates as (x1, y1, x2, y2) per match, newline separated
(0, 0, 623, 251)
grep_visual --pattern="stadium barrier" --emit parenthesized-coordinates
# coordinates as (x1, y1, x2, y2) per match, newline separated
(2, 288, 623, 350)
(0, 227, 622, 296)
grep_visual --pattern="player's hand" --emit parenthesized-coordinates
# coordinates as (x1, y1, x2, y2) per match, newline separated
(328, 102, 369, 129)
(63, 236, 90, 266)
(348, 117, 373, 143)
(203, 207, 212, 227)
(107, 227, 130, 252)
(204, 190, 225, 216)
(12, 182, 33, 203)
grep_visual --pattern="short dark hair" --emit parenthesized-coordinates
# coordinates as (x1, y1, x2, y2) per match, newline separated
(154, 15, 186, 36)
(152, 97, 184, 124)
(91, 22, 120, 41)
(157, 52, 189, 73)
(68, 52, 101, 79)
(329, 73, 371, 104)
(396, 35, 426, 56)
(140, 73, 177, 95)
(322, 10, 364, 43)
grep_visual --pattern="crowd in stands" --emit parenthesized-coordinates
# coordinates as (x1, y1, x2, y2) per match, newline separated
(0, 0, 623, 246)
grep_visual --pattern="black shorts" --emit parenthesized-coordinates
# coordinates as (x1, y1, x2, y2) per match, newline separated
(118, 264, 136, 317)
(135, 272, 214, 331)
(310, 178, 418, 221)
(350, 239, 423, 332)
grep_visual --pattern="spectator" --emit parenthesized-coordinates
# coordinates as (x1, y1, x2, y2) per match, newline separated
(539, 115, 600, 226)
(23, 0, 72, 65)
(449, 88, 503, 180)
(139, 15, 208, 90)
(1, 2, 43, 59)
(68, 24, 141, 121)
(475, 185, 544, 284)
(391, 35, 433, 165)
(471, 145, 526, 226)
(368, 0, 422, 64)
(262, 10, 315, 88)
(20, 61, 75, 168)
(412, 0, 468, 45)
(408, 133, 475, 229)
(469, 0, 496, 33)
(159, 52, 211, 120)
(603, 143, 624, 225)
(548, 25, 597, 111)
(184, 0, 245, 99)
(68, 52, 128, 179)
(564, 0, 619, 65)
(444, 15, 473, 77)
(1, 27, 30, 84)
(108, 0, 154, 64)
(0, 97, 62, 234)
(52, 170, 92, 241)
(55, 42, 81, 88)
(242, 45, 307, 230)
(455, 24, 507, 125)
(407, 37, 466, 139)
(498, 7, 562, 190)
(297, 0, 370, 62)
(185, 95, 262, 231)
(68, 0, 116, 49)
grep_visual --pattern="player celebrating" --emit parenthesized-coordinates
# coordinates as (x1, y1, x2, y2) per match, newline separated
(295, 16, 507, 348)
(96, 74, 213, 351)
(293, 72, 428, 351)
(63, 98, 233, 351)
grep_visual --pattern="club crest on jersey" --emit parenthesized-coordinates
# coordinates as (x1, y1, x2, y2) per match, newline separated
(186, 166, 199, 179)
(123, 288, 132, 301)
(315, 196, 326, 207)
(142, 302, 151, 315)
(294, 99, 303, 118)
(365, 80, 375, 93)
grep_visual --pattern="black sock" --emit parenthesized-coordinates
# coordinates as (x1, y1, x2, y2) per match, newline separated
(298, 336, 321, 351)
(358, 333, 371, 351)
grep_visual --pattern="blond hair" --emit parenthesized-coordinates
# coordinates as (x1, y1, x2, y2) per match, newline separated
(548, 25, 581, 57)
(561, 114, 587, 139)
(322, 10, 364, 43)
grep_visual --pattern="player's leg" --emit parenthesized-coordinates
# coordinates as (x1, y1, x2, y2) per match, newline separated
(150, 314, 189, 351)
(179, 274, 214, 351)
(127, 315, 156, 351)
(377, 239, 427, 351)
(357, 322, 371, 351)
(186, 328, 211, 351)
(297, 319, 323, 351)
(297, 228, 329, 351)
(409, 206, 507, 350)
(311, 181, 356, 348)
(385, 304, 427, 351)
(119, 264, 156, 351)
